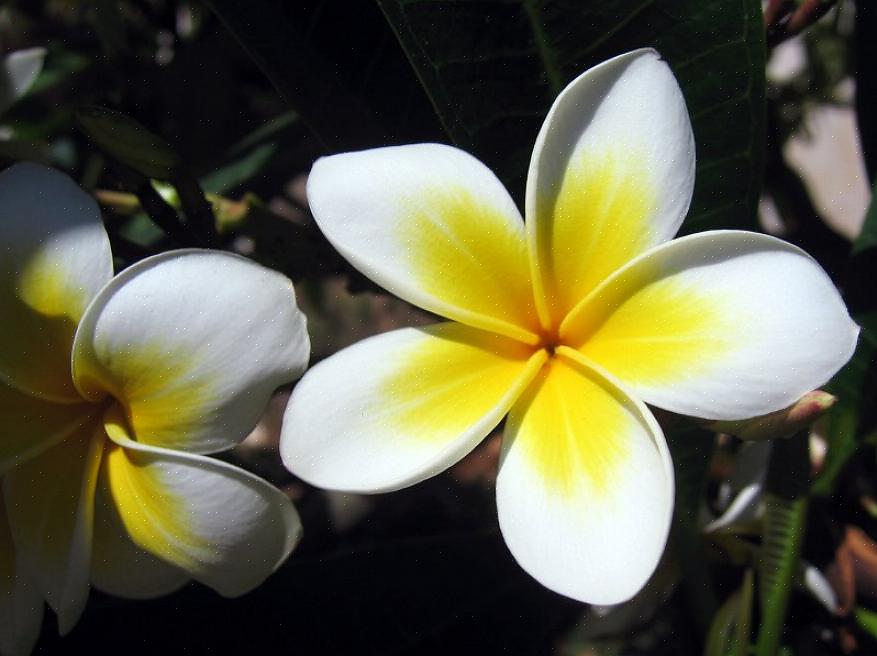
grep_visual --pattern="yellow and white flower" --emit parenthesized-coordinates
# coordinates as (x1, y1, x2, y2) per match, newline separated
(279, 49, 859, 604)
(0, 162, 309, 647)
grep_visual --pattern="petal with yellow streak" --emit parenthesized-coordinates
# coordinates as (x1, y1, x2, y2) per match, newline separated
(563, 231, 859, 420)
(100, 406, 301, 598)
(3, 421, 104, 634)
(306, 144, 540, 343)
(525, 49, 695, 326)
(0, 163, 112, 402)
(281, 322, 547, 493)
(90, 474, 189, 599)
(72, 250, 309, 455)
(496, 349, 673, 604)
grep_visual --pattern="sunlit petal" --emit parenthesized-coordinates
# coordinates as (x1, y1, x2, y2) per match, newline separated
(90, 476, 188, 600)
(101, 409, 301, 597)
(307, 144, 540, 343)
(72, 250, 309, 454)
(281, 322, 547, 493)
(563, 231, 859, 419)
(497, 349, 673, 604)
(526, 49, 695, 325)
(0, 163, 112, 402)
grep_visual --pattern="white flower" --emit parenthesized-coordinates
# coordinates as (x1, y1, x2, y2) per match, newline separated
(0, 162, 310, 644)
(279, 49, 858, 604)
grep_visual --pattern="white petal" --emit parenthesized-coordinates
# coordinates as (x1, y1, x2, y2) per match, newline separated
(306, 144, 540, 343)
(72, 250, 310, 454)
(0, 163, 112, 402)
(0, 48, 46, 114)
(100, 426, 301, 597)
(90, 478, 188, 600)
(565, 231, 859, 420)
(281, 322, 546, 493)
(0, 490, 44, 656)
(526, 49, 695, 324)
(3, 423, 104, 634)
(496, 349, 674, 604)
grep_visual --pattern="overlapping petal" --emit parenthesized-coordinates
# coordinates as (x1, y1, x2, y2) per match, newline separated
(90, 480, 188, 600)
(497, 349, 674, 604)
(0, 492, 43, 656)
(526, 49, 695, 325)
(72, 250, 310, 454)
(0, 163, 112, 402)
(281, 322, 547, 493)
(0, 381, 96, 474)
(101, 409, 301, 597)
(306, 144, 540, 342)
(3, 423, 104, 634)
(563, 231, 859, 420)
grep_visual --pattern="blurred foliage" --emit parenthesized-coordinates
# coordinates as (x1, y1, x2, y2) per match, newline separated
(1, 0, 876, 655)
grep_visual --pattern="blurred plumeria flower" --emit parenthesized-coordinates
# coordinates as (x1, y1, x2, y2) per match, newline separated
(280, 49, 858, 604)
(0, 162, 309, 649)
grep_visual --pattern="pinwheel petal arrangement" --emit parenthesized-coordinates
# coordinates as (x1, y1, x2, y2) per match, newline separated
(279, 49, 858, 604)
(0, 162, 309, 652)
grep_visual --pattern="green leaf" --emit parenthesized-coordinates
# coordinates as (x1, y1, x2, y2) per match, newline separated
(0, 47, 46, 116)
(813, 312, 877, 496)
(75, 106, 181, 180)
(705, 570, 754, 656)
(855, 606, 877, 640)
(377, 0, 766, 229)
(204, 0, 443, 151)
(854, 176, 877, 255)
(813, 180, 877, 496)
(755, 434, 810, 656)
(667, 424, 717, 634)
(201, 143, 277, 195)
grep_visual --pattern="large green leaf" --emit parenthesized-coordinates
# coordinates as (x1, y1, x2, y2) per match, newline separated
(204, 0, 444, 151)
(377, 0, 766, 230)
(813, 180, 877, 496)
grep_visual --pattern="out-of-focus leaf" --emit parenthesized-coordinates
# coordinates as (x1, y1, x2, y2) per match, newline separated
(75, 106, 181, 179)
(201, 143, 277, 194)
(705, 569, 754, 656)
(814, 315, 877, 495)
(855, 606, 877, 640)
(0, 47, 46, 115)
(204, 0, 443, 151)
(756, 434, 810, 656)
(856, 3, 877, 179)
(26, 48, 89, 96)
(377, 0, 766, 229)
(854, 178, 877, 255)
(814, 181, 877, 496)
(667, 424, 717, 634)
(227, 110, 298, 156)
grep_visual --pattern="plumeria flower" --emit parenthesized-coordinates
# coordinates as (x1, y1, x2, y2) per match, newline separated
(279, 49, 858, 604)
(0, 488, 42, 656)
(0, 162, 309, 645)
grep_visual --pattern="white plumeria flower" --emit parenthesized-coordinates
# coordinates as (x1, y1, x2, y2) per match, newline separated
(279, 49, 858, 604)
(0, 488, 42, 656)
(0, 162, 310, 644)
